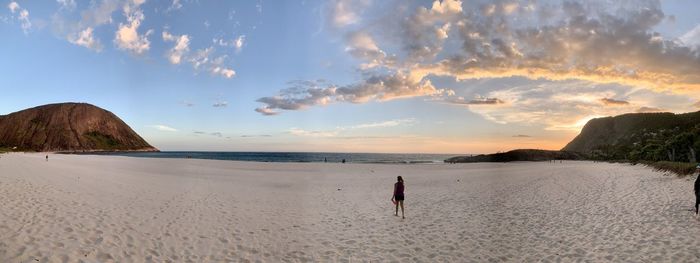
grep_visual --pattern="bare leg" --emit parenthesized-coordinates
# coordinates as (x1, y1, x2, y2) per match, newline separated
(695, 196, 699, 215)
(395, 202, 399, 216)
(399, 200, 404, 219)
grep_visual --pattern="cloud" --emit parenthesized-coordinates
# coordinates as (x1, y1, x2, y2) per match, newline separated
(188, 47, 236, 78)
(8, 2, 31, 34)
(49, 0, 120, 51)
(213, 35, 245, 53)
(57, 0, 76, 11)
(636, 106, 665, 113)
(240, 134, 272, 138)
(407, 0, 700, 91)
(512, 134, 531, 138)
(150, 124, 177, 132)
(255, 73, 449, 115)
(210, 132, 223, 137)
(600, 98, 630, 106)
(162, 31, 190, 64)
(344, 31, 394, 69)
(680, 24, 700, 50)
(193, 131, 206, 134)
(268, 0, 700, 118)
(350, 118, 416, 129)
(444, 96, 504, 105)
(180, 100, 194, 107)
(166, 0, 182, 12)
(114, 0, 152, 55)
(7, 2, 19, 13)
(328, 0, 365, 27)
(456, 80, 657, 131)
(234, 35, 245, 52)
(287, 118, 417, 138)
(255, 107, 278, 116)
(288, 128, 340, 137)
(401, 0, 463, 61)
(213, 101, 228, 107)
(80, 0, 120, 26)
(68, 27, 102, 51)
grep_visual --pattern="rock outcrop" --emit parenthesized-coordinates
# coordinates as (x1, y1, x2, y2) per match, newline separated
(0, 103, 158, 152)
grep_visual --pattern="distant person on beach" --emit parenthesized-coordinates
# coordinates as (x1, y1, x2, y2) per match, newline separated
(342, 159, 346, 163)
(392, 176, 405, 219)
(46, 154, 48, 161)
(695, 165, 700, 216)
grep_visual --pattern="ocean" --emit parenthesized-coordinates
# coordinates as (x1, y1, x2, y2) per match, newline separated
(100, 151, 459, 164)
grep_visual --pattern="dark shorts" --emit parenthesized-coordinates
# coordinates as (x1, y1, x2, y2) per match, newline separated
(394, 194, 404, 201)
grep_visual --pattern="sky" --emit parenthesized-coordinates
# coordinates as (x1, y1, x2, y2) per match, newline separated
(1, 0, 700, 154)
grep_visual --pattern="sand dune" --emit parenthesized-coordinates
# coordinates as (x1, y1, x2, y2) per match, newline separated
(1, 153, 700, 262)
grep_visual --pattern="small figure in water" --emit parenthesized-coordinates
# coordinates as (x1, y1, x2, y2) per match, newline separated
(392, 176, 405, 219)
(694, 164, 700, 216)
(342, 159, 346, 163)
(46, 154, 48, 162)
(324, 157, 327, 163)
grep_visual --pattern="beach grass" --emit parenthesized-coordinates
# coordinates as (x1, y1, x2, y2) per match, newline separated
(641, 161, 697, 176)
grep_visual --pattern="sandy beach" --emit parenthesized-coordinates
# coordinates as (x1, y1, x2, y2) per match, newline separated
(1, 153, 700, 262)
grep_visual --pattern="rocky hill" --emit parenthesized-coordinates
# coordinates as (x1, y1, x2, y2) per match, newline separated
(0, 103, 158, 152)
(562, 111, 700, 161)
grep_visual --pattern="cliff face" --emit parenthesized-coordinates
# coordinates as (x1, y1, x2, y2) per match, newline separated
(562, 111, 700, 153)
(0, 103, 158, 152)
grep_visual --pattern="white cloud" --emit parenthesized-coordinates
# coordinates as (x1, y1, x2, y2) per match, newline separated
(288, 128, 339, 137)
(68, 27, 102, 51)
(234, 35, 245, 52)
(213, 35, 246, 53)
(7, 2, 19, 13)
(680, 24, 700, 50)
(114, 1, 151, 55)
(287, 118, 417, 138)
(18, 9, 30, 34)
(8, 2, 31, 34)
(350, 118, 416, 129)
(80, 0, 119, 26)
(211, 66, 236, 78)
(166, 0, 182, 12)
(57, 0, 76, 11)
(162, 31, 190, 64)
(328, 0, 370, 28)
(150, 124, 178, 132)
(188, 47, 236, 78)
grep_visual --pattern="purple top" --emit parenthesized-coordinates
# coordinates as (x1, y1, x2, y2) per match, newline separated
(394, 182, 404, 196)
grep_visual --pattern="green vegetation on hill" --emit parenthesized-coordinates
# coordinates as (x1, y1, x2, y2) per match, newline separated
(445, 149, 587, 163)
(563, 111, 700, 164)
(83, 131, 120, 150)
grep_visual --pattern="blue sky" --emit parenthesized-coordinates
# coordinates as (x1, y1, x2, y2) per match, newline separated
(2, 0, 700, 153)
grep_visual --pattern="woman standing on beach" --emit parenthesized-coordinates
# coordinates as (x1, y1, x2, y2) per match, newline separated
(392, 176, 405, 219)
